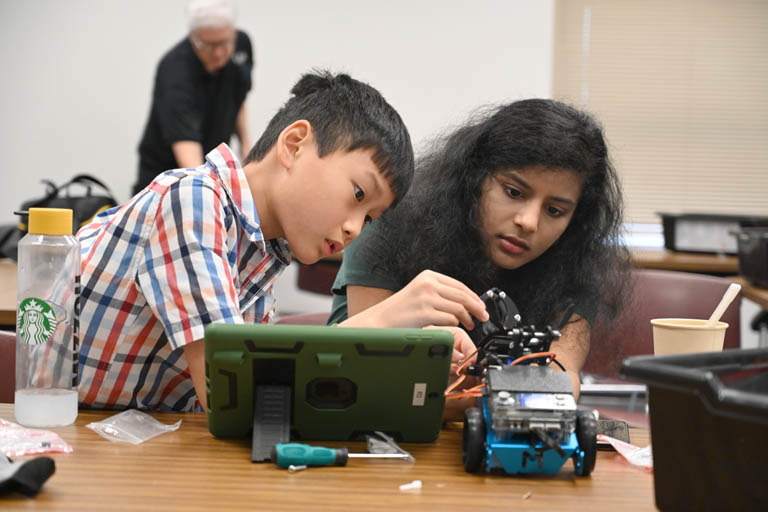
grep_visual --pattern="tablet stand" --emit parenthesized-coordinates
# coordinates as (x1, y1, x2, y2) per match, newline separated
(251, 385, 291, 462)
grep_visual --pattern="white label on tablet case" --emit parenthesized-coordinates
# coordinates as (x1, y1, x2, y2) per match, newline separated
(412, 383, 426, 406)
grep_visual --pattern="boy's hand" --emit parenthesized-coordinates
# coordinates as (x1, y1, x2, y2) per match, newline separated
(344, 270, 488, 330)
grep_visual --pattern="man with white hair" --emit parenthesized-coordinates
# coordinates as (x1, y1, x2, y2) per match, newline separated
(133, 0, 253, 194)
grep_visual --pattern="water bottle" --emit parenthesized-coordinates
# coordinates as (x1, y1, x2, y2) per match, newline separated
(15, 208, 80, 427)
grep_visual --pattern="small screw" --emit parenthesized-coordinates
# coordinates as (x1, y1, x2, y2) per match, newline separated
(288, 465, 307, 472)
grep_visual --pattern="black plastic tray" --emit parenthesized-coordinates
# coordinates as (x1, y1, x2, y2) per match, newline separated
(735, 227, 768, 288)
(621, 348, 768, 510)
(658, 213, 768, 255)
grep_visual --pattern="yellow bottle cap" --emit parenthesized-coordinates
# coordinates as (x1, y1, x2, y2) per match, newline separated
(27, 208, 73, 235)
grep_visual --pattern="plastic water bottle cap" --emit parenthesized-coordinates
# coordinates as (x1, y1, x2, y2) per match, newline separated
(27, 208, 73, 235)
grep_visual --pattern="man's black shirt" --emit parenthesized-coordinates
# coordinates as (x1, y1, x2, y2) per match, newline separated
(134, 30, 252, 194)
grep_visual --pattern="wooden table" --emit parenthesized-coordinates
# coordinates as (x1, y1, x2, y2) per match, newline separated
(727, 275, 768, 310)
(629, 249, 768, 309)
(0, 404, 655, 510)
(631, 248, 739, 274)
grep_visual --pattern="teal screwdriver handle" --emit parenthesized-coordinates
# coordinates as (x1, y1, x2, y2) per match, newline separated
(272, 443, 349, 468)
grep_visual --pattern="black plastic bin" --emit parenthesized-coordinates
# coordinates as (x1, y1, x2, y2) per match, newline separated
(621, 348, 768, 511)
(734, 227, 768, 288)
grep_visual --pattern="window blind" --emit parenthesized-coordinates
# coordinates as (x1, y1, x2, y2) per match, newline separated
(553, 0, 768, 224)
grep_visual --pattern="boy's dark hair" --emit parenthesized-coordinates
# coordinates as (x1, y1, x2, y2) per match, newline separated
(361, 98, 630, 327)
(244, 70, 414, 205)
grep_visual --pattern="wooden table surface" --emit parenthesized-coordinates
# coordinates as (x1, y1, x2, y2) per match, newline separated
(630, 248, 739, 274)
(0, 259, 16, 326)
(0, 404, 655, 511)
(727, 275, 768, 311)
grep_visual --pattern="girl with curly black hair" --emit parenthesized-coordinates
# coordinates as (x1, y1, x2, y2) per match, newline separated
(337, 99, 631, 398)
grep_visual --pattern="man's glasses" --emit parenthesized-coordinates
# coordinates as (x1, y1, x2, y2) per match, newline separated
(191, 36, 235, 52)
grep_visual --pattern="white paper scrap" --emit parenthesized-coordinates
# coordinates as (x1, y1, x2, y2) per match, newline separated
(597, 434, 653, 472)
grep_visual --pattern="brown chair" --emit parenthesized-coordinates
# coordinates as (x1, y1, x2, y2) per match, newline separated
(275, 312, 330, 325)
(585, 269, 741, 379)
(0, 330, 15, 403)
(296, 261, 340, 296)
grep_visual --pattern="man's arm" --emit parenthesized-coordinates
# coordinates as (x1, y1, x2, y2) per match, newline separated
(182, 338, 207, 411)
(235, 102, 251, 160)
(171, 141, 205, 169)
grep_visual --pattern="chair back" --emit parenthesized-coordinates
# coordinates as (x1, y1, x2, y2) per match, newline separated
(297, 262, 339, 296)
(585, 269, 741, 378)
(0, 330, 15, 403)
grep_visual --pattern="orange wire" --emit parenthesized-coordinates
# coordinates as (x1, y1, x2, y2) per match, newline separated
(455, 346, 480, 376)
(445, 380, 486, 398)
(509, 351, 557, 366)
(444, 345, 482, 395)
(444, 374, 467, 395)
(445, 349, 559, 397)
(445, 392, 483, 400)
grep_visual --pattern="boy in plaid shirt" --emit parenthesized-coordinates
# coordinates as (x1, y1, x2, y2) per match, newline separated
(77, 71, 419, 411)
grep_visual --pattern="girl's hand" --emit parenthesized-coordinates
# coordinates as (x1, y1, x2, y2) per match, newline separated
(344, 270, 488, 330)
(423, 325, 478, 373)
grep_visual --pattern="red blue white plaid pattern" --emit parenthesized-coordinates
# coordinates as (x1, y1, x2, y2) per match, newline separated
(77, 144, 290, 411)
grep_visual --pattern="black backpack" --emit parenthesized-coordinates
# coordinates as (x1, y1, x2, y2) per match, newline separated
(0, 174, 118, 260)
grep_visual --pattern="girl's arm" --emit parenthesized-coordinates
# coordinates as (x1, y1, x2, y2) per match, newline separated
(551, 313, 591, 400)
(344, 285, 394, 323)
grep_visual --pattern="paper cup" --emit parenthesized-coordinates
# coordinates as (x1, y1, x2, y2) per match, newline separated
(650, 318, 728, 356)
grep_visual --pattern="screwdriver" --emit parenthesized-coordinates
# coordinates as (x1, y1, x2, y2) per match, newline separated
(272, 442, 411, 468)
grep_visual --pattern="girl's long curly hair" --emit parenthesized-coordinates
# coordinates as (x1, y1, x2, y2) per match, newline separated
(359, 99, 631, 327)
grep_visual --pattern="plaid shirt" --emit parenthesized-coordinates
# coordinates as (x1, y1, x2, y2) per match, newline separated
(77, 143, 290, 411)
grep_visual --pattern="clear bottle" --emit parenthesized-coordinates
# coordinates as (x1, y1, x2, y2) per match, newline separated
(15, 208, 80, 427)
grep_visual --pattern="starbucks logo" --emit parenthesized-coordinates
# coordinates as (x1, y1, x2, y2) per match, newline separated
(17, 298, 58, 345)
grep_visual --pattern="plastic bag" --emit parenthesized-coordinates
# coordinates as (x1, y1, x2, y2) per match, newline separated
(0, 418, 73, 457)
(366, 430, 414, 462)
(85, 409, 181, 445)
(597, 434, 653, 472)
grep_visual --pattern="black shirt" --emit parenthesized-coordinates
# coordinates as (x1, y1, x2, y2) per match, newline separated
(134, 30, 253, 194)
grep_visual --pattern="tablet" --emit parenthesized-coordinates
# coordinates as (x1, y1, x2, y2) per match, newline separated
(204, 324, 453, 444)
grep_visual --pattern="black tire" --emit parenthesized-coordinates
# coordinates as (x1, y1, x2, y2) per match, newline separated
(463, 407, 486, 473)
(574, 410, 597, 476)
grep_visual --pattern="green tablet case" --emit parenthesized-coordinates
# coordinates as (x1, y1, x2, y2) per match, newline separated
(204, 324, 453, 443)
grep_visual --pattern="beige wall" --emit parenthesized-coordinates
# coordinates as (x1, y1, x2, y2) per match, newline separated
(0, 0, 556, 315)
